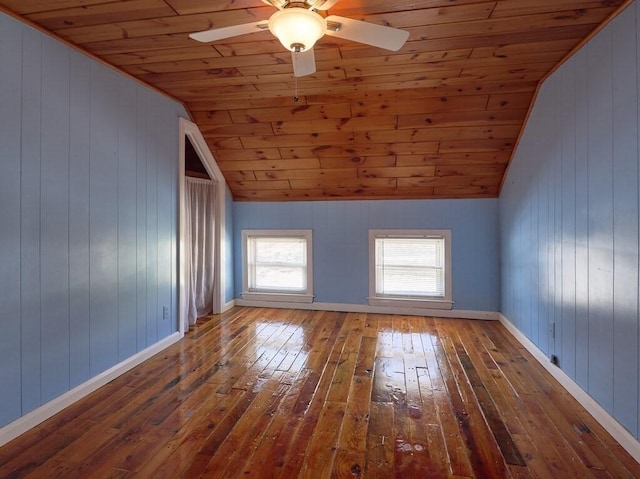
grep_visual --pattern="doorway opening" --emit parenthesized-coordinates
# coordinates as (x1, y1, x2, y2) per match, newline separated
(178, 118, 226, 335)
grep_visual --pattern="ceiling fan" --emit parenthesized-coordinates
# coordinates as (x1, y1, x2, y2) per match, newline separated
(189, 0, 410, 77)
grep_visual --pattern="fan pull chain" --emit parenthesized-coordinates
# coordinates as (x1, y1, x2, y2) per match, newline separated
(294, 73, 299, 103)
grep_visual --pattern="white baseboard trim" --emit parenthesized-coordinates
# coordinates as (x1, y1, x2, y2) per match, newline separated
(0, 331, 183, 448)
(498, 313, 640, 464)
(234, 299, 499, 320)
(222, 299, 236, 313)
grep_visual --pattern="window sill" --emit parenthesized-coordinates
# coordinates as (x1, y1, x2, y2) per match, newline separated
(368, 297, 453, 310)
(242, 292, 314, 304)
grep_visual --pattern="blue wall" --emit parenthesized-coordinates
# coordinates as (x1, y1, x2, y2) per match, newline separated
(0, 13, 187, 427)
(234, 199, 500, 312)
(500, 2, 640, 439)
(224, 187, 235, 304)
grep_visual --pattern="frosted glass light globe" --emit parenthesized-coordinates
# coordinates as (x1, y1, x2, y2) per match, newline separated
(268, 7, 327, 51)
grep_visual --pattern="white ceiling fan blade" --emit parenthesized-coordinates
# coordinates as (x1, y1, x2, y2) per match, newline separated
(325, 15, 409, 51)
(309, 0, 342, 10)
(189, 21, 267, 43)
(292, 48, 316, 77)
(261, 0, 286, 8)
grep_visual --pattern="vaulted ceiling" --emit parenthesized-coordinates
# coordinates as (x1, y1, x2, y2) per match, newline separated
(0, 0, 630, 201)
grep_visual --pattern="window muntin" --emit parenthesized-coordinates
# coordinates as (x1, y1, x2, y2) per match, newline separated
(369, 230, 452, 309)
(242, 230, 313, 303)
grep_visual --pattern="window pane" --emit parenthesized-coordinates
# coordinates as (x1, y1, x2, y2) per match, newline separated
(376, 266, 443, 296)
(255, 238, 306, 266)
(255, 265, 305, 291)
(375, 237, 445, 298)
(248, 235, 308, 293)
(378, 238, 443, 267)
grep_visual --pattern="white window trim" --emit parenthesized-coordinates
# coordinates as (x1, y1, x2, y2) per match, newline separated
(241, 229, 314, 304)
(368, 229, 453, 310)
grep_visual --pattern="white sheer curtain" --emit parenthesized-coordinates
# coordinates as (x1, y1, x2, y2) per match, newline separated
(183, 177, 216, 329)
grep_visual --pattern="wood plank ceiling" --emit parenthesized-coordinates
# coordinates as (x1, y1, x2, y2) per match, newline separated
(0, 0, 629, 201)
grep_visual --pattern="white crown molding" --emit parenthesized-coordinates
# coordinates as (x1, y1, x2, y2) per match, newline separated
(0, 331, 183, 448)
(498, 313, 640, 465)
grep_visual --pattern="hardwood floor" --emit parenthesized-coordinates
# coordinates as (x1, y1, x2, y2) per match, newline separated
(1, 307, 639, 478)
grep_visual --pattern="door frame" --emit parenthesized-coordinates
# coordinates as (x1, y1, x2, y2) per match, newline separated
(178, 117, 226, 334)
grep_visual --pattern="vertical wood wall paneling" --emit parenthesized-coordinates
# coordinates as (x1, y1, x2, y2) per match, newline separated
(529, 138, 540, 346)
(0, 14, 24, 426)
(451, 200, 499, 312)
(40, 38, 71, 403)
(537, 84, 551, 356)
(19, 26, 43, 414)
(560, 61, 577, 380)
(586, 25, 615, 413)
(117, 78, 138, 361)
(156, 95, 177, 340)
(500, 1, 640, 440)
(553, 72, 563, 363)
(145, 91, 159, 346)
(135, 88, 149, 351)
(505, 141, 518, 333)
(637, 1, 640, 435)
(169, 119, 178, 334)
(310, 201, 331, 300)
(573, 47, 591, 392)
(224, 187, 235, 305)
(90, 64, 120, 376)
(0, 11, 187, 428)
(549, 78, 559, 356)
(345, 201, 369, 304)
(612, 8, 640, 436)
(324, 201, 349, 303)
(68, 50, 92, 389)
(233, 199, 500, 311)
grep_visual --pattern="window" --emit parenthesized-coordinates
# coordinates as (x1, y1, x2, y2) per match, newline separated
(369, 230, 452, 309)
(242, 230, 313, 303)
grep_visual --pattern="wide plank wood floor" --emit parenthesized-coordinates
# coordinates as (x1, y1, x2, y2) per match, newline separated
(1, 307, 639, 478)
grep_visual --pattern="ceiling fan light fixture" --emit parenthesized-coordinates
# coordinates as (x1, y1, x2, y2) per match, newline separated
(268, 7, 327, 52)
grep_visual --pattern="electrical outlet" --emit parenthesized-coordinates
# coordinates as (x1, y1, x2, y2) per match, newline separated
(548, 320, 555, 339)
(162, 306, 169, 320)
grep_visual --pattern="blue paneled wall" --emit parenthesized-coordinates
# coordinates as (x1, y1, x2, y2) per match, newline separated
(0, 13, 187, 427)
(500, 2, 640, 439)
(234, 199, 500, 312)
(224, 187, 235, 305)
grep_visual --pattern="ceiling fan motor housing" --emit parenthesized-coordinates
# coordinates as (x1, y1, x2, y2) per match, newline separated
(268, 7, 327, 51)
